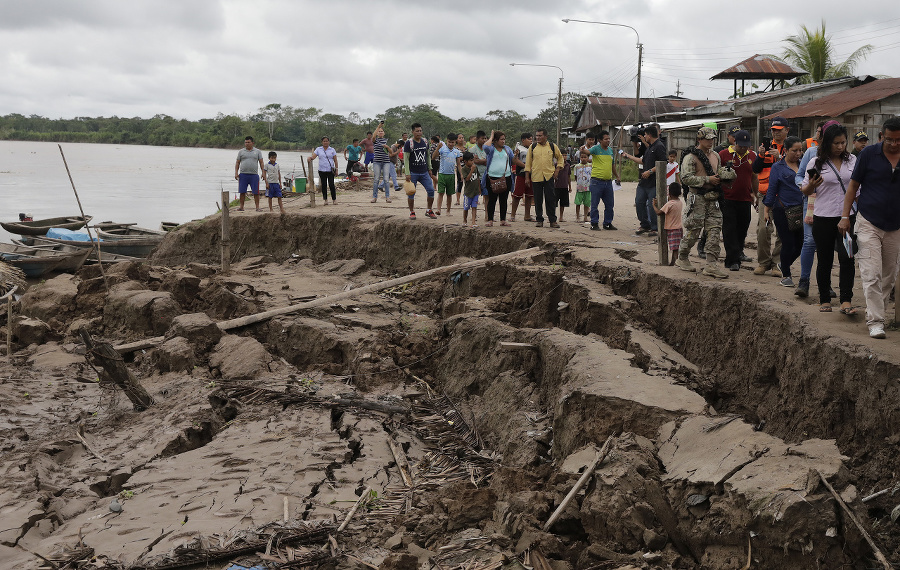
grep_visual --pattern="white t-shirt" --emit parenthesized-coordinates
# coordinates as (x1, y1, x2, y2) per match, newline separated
(665, 161, 680, 185)
(264, 161, 281, 184)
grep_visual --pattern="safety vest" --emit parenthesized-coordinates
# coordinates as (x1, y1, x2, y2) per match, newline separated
(757, 142, 785, 194)
(806, 138, 817, 150)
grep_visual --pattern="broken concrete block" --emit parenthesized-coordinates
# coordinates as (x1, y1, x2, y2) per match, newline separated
(13, 316, 54, 345)
(166, 312, 222, 354)
(160, 270, 201, 307)
(103, 289, 181, 336)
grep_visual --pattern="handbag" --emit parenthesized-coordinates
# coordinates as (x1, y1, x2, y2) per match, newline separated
(489, 149, 509, 193)
(778, 197, 803, 231)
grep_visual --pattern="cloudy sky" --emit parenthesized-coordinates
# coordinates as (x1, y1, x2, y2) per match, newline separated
(0, 0, 896, 122)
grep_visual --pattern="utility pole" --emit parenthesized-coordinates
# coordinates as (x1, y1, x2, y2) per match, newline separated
(675, 80, 683, 97)
(557, 76, 563, 146)
(635, 42, 643, 125)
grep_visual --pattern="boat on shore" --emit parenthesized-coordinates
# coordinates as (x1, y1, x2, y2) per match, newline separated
(21, 238, 143, 265)
(0, 243, 82, 277)
(95, 225, 166, 241)
(22, 235, 159, 259)
(0, 215, 93, 236)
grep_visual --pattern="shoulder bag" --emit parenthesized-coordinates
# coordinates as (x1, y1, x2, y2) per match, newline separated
(489, 149, 509, 193)
(825, 159, 859, 255)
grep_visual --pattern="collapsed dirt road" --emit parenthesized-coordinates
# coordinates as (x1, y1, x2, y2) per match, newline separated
(2, 184, 900, 569)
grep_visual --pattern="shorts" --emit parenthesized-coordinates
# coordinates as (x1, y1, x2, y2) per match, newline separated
(437, 173, 456, 195)
(574, 190, 590, 206)
(667, 228, 683, 251)
(463, 194, 480, 211)
(266, 183, 282, 198)
(409, 172, 435, 198)
(364, 152, 374, 165)
(238, 173, 259, 195)
(431, 160, 440, 176)
(555, 187, 570, 208)
(512, 175, 533, 198)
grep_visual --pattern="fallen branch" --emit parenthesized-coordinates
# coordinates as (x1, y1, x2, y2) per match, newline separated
(80, 329, 153, 410)
(113, 247, 541, 353)
(337, 487, 372, 533)
(75, 426, 107, 463)
(543, 435, 614, 531)
(387, 437, 413, 487)
(862, 484, 899, 503)
(816, 470, 892, 570)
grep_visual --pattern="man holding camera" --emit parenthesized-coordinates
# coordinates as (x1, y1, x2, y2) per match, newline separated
(622, 125, 666, 235)
(751, 116, 789, 276)
(676, 127, 736, 278)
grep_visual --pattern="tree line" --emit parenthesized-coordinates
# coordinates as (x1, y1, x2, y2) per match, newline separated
(0, 93, 595, 150)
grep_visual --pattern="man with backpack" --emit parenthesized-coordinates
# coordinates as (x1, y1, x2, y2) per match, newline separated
(525, 129, 564, 228)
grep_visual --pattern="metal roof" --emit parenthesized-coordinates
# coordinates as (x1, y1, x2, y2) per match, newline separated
(762, 77, 900, 119)
(711, 54, 807, 80)
(574, 96, 720, 131)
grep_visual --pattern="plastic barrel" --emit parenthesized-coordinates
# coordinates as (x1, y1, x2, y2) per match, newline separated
(294, 177, 307, 193)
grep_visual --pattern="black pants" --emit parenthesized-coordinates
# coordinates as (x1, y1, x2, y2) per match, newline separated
(487, 177, 511, 221)
(319, 171, 336, 201)
(721, 199, 752, 266)
(812, 215, 856, 304)
(346, 160, 358, 177)
(532, 179, 557, 223)
(772, 208, 803, 277)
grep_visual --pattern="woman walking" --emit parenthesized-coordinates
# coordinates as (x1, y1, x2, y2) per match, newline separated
(481, 131, 524, 227)
(801, 124, 858, 313)
(309, 137, 338, 205)
(763, 137, 805, 287)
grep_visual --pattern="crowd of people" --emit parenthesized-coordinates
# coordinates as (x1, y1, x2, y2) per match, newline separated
(234, 115, 900, 339)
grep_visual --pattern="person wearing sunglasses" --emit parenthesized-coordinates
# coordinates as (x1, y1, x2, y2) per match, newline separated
(838, 116, 900, 339)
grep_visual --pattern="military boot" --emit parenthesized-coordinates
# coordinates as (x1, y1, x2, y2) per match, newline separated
(701, 255, 729, 279)
(674, 254, 696, 272)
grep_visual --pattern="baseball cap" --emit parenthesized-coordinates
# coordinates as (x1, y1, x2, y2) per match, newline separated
(727, 125, 741, 136)
(854, 130, 869, 141)
(734, 130, 751, 146)
(697, 126, 717, 140)
(770, 117, 788, 129)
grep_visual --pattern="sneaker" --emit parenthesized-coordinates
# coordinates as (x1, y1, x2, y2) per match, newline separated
(549, 222, 560, 228)
(753, 266, 768, 276)
(675, 257, 696, 272)
(425, 210, 437, 219)
(729, 263, 741, 271)
(385, 198, 392, 203)
(590, 224, 600, 231)
(779, 276, 794, 287)
(409, 212, 416, 219)
(604, 224, 618, 230)
(869, 324, 887, 339)
(647, 230, 658, 237)
(697, 252, 706, 260)
(740, 254, 753, 263)
(795, 280, 809, 298)
(771, 264, 783, 278)
(535, 221, 544, 227)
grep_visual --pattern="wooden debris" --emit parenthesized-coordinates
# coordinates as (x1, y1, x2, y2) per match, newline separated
(74, 425, 107, 463)
(816, 470, 892, 570)
(543, 435, 614, 531)
(80, 329, 153, 410)
(862, 484, 899, 503)
(498, 342, 537, 351)
(338, 487, 372, 533)
(284, 496, 290, 522)
(387, 437, 413, 487)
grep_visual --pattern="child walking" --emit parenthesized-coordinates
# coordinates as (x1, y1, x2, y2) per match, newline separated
(653, 182, 684, 266)
(574, 151, 591, 223)
(264, 152, 285, 214)
(555, 156, 572, 222)
(460, 152, 480, 228)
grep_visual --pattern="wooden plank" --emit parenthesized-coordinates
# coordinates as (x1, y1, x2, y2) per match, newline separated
(498, 342, 538, 351)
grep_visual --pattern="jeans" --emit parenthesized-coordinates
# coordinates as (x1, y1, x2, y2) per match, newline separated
(799, 195, 816, 282)
(589, 178, 614, 226)
(377, 163, 400, 192)
(635, 184, 657, 231)
(487, 176, 511, 221)
(812, 215, 856, 304)
(721, 199, 752, 266)
(372, 162, 391, 198)
(771, 208, 803, 277)
(532, 179, 557, 223)
(409, 172, 435, 197)
(319, 170, 336, 201)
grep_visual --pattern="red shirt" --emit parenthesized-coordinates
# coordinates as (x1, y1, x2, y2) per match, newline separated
(719, 147, 757, 202)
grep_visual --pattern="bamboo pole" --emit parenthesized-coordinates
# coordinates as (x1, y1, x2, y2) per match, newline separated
(58, 145, 108, 289)
(338, 487, 372, 532)
(543, 435, 615, 531)
(307, 157, 317, 208)
(387, 437, 413, 487)
(221, 190, 231, 274)
(113, 247, 540, 353)
(656, 160, 668, 265)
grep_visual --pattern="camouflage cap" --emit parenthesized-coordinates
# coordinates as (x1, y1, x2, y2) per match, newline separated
(697, 126, 718, 140)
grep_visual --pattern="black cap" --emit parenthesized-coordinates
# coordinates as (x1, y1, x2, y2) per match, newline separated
(854, 130, 869, 141)
(770, 117, 789, 129)
(727, 125, 741, 136)
(734, 130, 752, 146)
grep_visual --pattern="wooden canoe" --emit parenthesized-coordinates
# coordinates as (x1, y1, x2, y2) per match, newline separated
(19, 238, 142, 265)
(96, 226, 165, 241)
(21, 236, 157, 258)
(0, 215, 93, 236)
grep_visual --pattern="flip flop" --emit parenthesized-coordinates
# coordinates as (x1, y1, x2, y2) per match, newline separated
(819, 304, 832, 312)
(839, 306, 858, 315)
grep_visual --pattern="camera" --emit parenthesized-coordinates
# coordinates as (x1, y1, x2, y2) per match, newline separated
(629, 124, 645, 143)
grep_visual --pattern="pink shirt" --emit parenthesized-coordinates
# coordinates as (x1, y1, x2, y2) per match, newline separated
(660, 198, 683, 230)
(801, 154, 857, 218)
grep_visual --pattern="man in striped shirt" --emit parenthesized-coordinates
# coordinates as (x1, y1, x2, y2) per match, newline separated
(371, 125, 393, 203)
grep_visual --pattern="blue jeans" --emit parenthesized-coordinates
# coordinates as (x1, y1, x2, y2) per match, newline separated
(635, 184, 657, 231)
(798, 195, 816, 282)
(372, 162, 391, 198)
(377, 163, 400, 192)
(409, 172, 435, 197)
(589, 178, 614, 226)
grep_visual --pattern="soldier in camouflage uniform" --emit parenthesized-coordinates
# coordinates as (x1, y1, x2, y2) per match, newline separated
(676, 127, 737, 278)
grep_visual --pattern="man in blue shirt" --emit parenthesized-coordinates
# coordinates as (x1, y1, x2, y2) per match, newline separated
(839, 116, 900, 339)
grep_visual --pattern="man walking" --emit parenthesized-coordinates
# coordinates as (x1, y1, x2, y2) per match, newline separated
(586, 130, 620, 230)
(719, 130, 757, 270)
(752, 116, 789, 276)
(676, 127, 736, 277)
(622, 125, 666, 235)
(404, 123, 437, 220)
(360, 132, 375, 171)
(234, 136, 266, 212)
(525, 129, 564, 228)
(838, 117, 900, 339)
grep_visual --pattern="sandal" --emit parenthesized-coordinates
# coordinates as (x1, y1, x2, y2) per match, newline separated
(819, 304, 832, 312)
(524, 216, 534, 222)
(508, 215, 516, 222)
(839, 305, 858, 315)
(500, 221, 510, 226)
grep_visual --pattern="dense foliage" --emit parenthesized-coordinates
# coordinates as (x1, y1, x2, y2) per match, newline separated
(0, 93, 592, 150)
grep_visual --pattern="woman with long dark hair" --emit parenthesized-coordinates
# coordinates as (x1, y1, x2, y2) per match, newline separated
(480, 131, 524, 226)
(801, 124, 858, 313)
(763, 136, 805, 287)
(309, 136, 338, 204)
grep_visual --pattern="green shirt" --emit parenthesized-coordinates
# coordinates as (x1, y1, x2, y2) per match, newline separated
(461, 165, 481, 198)
(588, 144, 615, 180)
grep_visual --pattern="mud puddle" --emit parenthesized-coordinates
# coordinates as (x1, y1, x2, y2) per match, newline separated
(1, 213, 898, 569)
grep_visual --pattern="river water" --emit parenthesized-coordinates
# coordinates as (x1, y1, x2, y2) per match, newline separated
(0, 141, 312, 242)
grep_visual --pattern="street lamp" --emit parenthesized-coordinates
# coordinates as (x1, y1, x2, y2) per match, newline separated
(510, 63, 564, 145)
(562, 19, 642, 126)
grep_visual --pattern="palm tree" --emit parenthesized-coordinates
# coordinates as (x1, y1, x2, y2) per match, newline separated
(781, 21, 872, 84)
